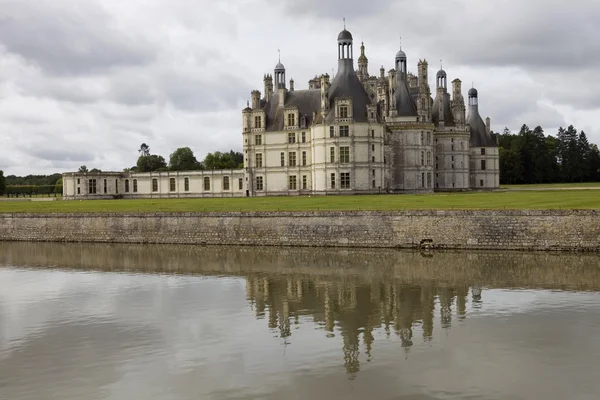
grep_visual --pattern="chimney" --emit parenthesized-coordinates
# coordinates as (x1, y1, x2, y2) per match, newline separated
(320, 74, 330, 114)
(278, 88, 286, 108)
(452, 79, 462, 100)
(251, 90, 261, 109)
(486, 117, 491, 135)
(263, 74, 273, 102)
(289, 79, 294, 91)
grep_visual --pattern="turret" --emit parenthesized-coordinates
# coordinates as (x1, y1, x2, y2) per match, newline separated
(320, 73, 330, 115)
(357, 41, 368, 81)
(467, 88, 496, 147)
(337, 20, 354, 75)
(451, 79, 465, 126)
(251, 90, 261, 109)
(417, 59, 431, 122)
(274, 60, 286, 91)
(263, 74, 273, 102)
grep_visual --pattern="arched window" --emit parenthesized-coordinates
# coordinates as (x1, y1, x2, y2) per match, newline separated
(133, 179, 138, 193)
(169, 178, 176, 192)
(204, 177, 210, 191)
(152, 179, 158, 192)
(125, 179, 130, 193)
(184, 177, 189, 192)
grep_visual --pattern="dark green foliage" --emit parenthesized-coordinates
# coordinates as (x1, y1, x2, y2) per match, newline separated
(202, 151, 242, 170)
(169, 147, 202, 171)
(136, 155, 167, 172)
(498, 125, 599, 184)
(5, 185, 61, 197)
(0, 170, 5, 195)
(78, 165, 89, 173)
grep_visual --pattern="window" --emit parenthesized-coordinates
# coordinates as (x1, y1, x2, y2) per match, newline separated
(427, 152, 431, 166)
(204, 177, 210, 191)
(223, 176, 230, 190)
(152, 178, 158, 192)
(340, 106, 348, 118)
(300, 132, 305, 143)
(340, 146, 350, 163)
(254, 116, 262, 129)
(289, 152, 297, 167)
(330, 173, 336, 189)
(302, 151, 307, 166)
(133, 179, 138, 193)
(372, 180, 376, 188)
(340, 172, 350, 189)
(255, 135, 262, 145)
(481, 160, 487, 170)
(461, 142, 464, 150)
(452, 164, 455, 169)
(451, 138, 454, 143)
(372, 156, 375, 162)
(184, 177, 189, 192)
(330, 126, 335, 138)
(480, 179, 484, 187)
(280, 152, 285, 167)
(77, 187, 80, 194)
(339, 126, 349, 137)
(115, 179, 119, 194)
(420, 132, 424, 145)
(125, 179, 130, 193)
(370, 112, 374, 119)
(372, 169, 375, 176)
(481, 148, 486, 155)
(330, 147, 335, 163)
(371, 130, 375, 138)
(103, 179, 107, 194)
(372, 144, 375, 152)
(88, 179, 97, 194)
(384, 156, 386, 164)
(255, 153, 263, 168)
(421, 173, 425, 188)
(427, 173, 432, 188)
(256, 176, 264, 191)
(287, 113, 295, 127)
(451, 144, 455, 151)
(170, 178, 176, 192)
(288, 175, 297, 190)
(288, 132, 296, 144)
(239, 178, 243, 190)
(421, 151, 425, 166)
(428, 132, 432, 145)
(77, 178, 80, 185)
(452, 156, 455, 162)
(302, 175, 307, 190)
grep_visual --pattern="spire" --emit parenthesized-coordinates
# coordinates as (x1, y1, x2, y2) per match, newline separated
(343, 17, 346, 29)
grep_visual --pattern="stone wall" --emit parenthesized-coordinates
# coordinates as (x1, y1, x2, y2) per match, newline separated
(0, 210, 599, 251)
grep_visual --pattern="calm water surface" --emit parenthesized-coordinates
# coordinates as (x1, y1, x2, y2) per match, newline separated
(1, 243, 600, 400)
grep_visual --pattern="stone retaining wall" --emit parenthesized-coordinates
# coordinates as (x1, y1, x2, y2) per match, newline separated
(0, 210, 599, 251)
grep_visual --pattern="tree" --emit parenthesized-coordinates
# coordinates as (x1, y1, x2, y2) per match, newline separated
(203, 151, 240, 170)
(586, 144, 600, 182)
(169, 147, 201, 171)
(54, 177, 63, 194)
(78, 165, 89, 173)
(0, 170, 5, 195)
(139, 143, 150, 157)
(90, 168, 102, 173)
(137, 155, 167, 172)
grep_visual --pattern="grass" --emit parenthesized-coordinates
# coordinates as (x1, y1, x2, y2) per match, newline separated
(0, 190, 599, 213)
(501, 182, 600, 189)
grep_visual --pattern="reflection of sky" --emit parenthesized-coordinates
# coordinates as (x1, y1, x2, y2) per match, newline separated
(1, 268, 599, 400)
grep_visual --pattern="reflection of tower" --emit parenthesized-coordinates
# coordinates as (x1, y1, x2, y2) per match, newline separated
(421, 284, 435, 341)
(472, 285, 483, 309)
(456, 286, 469, 321)
(439, 286, 454, 329)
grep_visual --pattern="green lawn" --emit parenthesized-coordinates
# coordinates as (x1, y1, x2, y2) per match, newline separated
(0, 190, 599, 213)
(501, 182, 600, 189)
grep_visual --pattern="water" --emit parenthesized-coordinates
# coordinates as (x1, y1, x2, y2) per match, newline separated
(1, 243, 600, 400)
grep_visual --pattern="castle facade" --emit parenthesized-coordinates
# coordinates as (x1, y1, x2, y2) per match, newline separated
(62, 28, 499, 200)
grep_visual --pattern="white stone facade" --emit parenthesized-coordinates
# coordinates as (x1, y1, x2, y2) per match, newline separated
(62, 28, 500, 199)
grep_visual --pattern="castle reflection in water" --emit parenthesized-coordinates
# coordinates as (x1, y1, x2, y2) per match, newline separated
(246, 274, 482, 374)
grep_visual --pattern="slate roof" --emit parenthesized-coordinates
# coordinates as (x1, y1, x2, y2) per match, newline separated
(263, 90, 321, 131)
(432, 91, 455, 127)
(468, 105, 496, 147)
(325, 59, 371, 123)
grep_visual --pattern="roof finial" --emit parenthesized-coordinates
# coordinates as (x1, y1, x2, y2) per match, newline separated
(400, 36, 402, 49)
(278, 49, 280, 63)
(440, 59, 443, 69)
(246, 100, 249, 108)
(343, 17, 346, 29)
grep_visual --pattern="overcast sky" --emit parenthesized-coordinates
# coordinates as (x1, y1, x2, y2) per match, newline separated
(1, 0, 598, 175)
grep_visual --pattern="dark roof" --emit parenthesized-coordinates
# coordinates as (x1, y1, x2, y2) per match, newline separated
(275, 62, 285, 71)
(468, 87, 478, 97)
(395, 49, 406, 59)
(432, 91, 455, 126)
(338, 29, 353, 41)
(395, 75, 417, 117)
(468, 105, 496, 147)
(263, 90, 321, 131)
(325, 59, 371, 123)
(436, 69, 447, 77)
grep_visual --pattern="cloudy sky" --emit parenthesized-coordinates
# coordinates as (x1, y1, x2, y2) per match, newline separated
(0, 0, 598, 175)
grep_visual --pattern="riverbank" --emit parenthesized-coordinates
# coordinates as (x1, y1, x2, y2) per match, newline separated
(1, 210, 599, 252)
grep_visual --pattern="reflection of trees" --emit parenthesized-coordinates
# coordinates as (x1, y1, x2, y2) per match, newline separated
(245, 274, 472, 375)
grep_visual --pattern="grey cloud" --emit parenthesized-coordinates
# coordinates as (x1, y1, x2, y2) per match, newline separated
(0, 0, 156, 76)
(270, 0, 394, 19)
(27, 147, 96, 163)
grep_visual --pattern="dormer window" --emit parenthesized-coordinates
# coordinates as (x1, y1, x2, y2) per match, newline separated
(287, 113, 295, 127)
(340, 106, 348, 118)
(254, 116, 262, 129)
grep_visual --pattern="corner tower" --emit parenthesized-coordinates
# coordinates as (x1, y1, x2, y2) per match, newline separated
(467, 88, 499, 189)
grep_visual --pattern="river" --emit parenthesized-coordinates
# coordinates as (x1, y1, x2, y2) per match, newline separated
(1, 242, 599, 399)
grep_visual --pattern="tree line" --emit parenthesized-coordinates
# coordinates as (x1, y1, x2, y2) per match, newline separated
(498, 125, 600, 184)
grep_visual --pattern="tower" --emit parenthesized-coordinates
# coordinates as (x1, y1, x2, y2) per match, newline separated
(417, 60, 431, 122)
(263, 74, 273, 102)
(274, 58, 286, 91)
(357, 41, 368, 81)
(451, 79, 465, 126)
